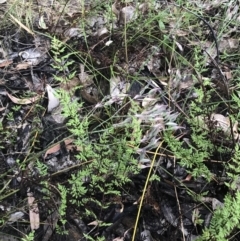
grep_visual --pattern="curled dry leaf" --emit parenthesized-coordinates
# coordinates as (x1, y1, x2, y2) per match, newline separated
(7, 92, 42, 105)
(19, 48, 47, 66)
(38, 15, 48, 29)
(46, 84, 60, 112)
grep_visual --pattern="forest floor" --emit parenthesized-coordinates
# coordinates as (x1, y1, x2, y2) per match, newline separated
(0, 1, 240, 241)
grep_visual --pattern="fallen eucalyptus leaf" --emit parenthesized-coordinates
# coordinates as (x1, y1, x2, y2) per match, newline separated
(0, 59, 13, 67)
(44, 139, 74, 159)
(28, 191, 40, 230)
(16, 62, 31, 70)
(7, 92, 42, 105)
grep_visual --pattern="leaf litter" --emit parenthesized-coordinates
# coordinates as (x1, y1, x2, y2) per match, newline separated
(0, 0, 240, 240)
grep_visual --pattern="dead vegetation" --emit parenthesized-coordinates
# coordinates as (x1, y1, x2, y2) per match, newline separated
(0, 0, 240, 241)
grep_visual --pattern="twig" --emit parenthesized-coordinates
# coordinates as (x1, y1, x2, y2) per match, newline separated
(174, 185, 186, 241)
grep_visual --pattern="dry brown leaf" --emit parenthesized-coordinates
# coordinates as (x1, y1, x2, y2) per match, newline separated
(223, 69, 232, 80)
(16, 62, 31, 70)
(28, 192, 40, 230)
(7, 92, 42, 105)
(44, 139, 74, 159)
(0, 60, 13, 68)
(88, 220, 99, 226)
(182, 174, 192, 182)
